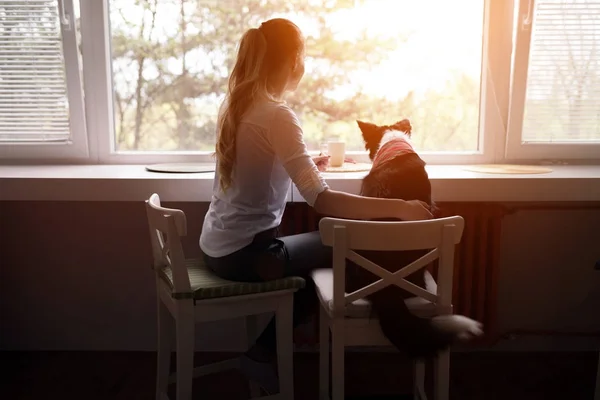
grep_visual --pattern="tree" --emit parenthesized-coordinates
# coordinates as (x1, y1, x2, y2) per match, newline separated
(110, 0, 408, 151)
(108, 0, 483, 152)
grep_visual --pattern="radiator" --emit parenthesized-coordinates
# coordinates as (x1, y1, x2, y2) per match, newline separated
(279, 202, 508, 345)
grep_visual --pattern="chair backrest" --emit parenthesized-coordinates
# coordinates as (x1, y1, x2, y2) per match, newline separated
(319, 216, 465, 315)
(145, 193, 191, 294)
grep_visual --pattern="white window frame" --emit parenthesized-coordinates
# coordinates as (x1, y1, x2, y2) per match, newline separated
(0, 0, 89, 163)
(80, 0, 215, 165)
(505, 0, 600, 163)
(314, 0, 514, 166)
(78, 0, 516, 165)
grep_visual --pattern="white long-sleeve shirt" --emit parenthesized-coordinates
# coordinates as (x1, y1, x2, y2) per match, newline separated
(200, 100, 329, 258)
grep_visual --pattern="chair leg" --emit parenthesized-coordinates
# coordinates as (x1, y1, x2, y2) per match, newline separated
(434, 350, 450, 400)
(245, 315, 261, 398)
(276, 295, 295, 399)
(595, 352, 600, 400)
(330, 320, 344, 400)
(175, 301, 195, 400)
(413, 359, 426, 400)
(156, 299, 173, 400)
(319, 306, 330, 400)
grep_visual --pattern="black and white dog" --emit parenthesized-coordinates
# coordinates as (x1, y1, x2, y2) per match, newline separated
(344, 118, 483, 359)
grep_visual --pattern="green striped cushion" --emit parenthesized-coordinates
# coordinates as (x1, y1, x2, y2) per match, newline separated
(158, 258, 306, 300)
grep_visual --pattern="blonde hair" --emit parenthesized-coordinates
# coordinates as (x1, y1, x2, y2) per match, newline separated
(215, 18, 304, 191)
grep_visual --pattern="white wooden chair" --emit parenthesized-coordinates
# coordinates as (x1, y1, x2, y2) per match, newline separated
(312, 216, 465, 400)
(146, 193, 305, 400)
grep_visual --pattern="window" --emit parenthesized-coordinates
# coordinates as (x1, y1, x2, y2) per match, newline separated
(506, 0, 600, 161)
(85, 0, 511, 164)
(0, 0, 87, 161)
(23, 0, 600, 165)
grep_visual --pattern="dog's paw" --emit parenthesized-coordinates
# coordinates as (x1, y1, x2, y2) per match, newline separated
(431, 315, 484, 341)
(423, 270, 437, 294)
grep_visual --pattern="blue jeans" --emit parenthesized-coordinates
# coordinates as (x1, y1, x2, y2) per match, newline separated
(204, 228, 332, 354)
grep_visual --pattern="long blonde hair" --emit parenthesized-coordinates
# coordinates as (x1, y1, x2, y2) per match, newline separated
(215, 18, 304, 191)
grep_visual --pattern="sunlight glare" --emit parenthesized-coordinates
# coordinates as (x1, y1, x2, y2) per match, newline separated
(319, 0, 484, 100)
(110, 0, 484, 101)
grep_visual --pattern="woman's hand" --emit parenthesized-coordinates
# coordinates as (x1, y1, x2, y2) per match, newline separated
(313, 154, 356, 171)
(313, 190, 435, 222)
(312, 155, 330, 172)
(398, 200, 434, 221)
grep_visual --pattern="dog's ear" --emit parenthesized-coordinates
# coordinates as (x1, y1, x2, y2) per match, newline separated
(356, 120, 379, 135)
(357, 120, 383, 160)
(392, 119, 412, 135)
(357, 120, 383, 143)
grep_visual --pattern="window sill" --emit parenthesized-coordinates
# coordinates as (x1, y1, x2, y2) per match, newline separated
(1, 164, 599, 202)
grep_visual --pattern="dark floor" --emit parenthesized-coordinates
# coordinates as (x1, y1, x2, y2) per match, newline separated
(1, 351, 598, 399)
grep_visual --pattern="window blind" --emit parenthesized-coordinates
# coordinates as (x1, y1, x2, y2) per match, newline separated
(522, 0, 600, 143)
(0, 0, 73, 143)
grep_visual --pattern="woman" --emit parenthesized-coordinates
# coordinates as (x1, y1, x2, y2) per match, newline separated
(199, 18, 433, 393)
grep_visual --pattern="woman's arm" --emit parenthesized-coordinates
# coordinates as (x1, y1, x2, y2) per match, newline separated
(313, 188, 433, 221)
(268, 105, 432, 221)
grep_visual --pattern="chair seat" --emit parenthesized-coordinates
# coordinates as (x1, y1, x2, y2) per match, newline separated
(312, 268, 437, 319)
(159, 258, 306, 300)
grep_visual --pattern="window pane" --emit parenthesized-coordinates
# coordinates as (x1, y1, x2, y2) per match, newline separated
(109, 0, 484, 152)
(0, 0, 72, 143)
(522, 0, 600, 143)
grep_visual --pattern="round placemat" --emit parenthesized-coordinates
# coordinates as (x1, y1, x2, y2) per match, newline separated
(145, 163, 215, 173)
(463, 164, 553, 174)
(325, 162, 372, 173)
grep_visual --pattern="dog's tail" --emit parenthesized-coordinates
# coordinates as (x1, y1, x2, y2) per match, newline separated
(369, 287, 456, 359)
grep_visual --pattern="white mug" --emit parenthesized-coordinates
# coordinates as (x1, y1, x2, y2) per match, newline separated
(327, 141, 346, 167)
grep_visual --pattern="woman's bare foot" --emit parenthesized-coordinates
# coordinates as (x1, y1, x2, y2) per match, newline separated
(240, 354, 279, 394)
(241, 344, 279, 394)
